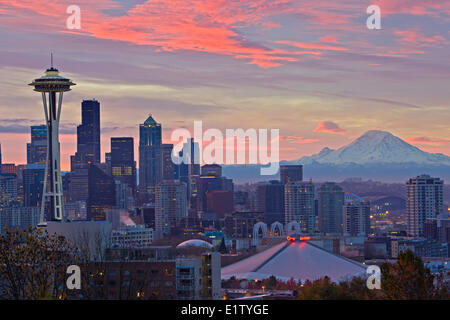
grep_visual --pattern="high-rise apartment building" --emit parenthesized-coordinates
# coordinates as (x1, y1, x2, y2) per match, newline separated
(343, 194, 371, 236)
(284, 181, 315, 234)
(406, 174, 444, 237)
(155, 180, 187, 237)
(318, 182, 345, 234)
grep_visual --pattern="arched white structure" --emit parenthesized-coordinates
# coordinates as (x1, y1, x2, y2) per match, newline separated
(252, 222, 268, 246)
(286, 221, 301, 235)
(270, 221, 284, 236)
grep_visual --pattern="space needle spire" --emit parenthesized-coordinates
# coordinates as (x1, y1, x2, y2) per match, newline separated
(29, 57, 75, 222)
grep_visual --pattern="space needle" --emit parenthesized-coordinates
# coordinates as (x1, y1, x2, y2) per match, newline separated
(29, 56, 75, 222)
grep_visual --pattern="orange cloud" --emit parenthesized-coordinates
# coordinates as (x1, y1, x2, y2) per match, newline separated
(314, 121, 346, 135)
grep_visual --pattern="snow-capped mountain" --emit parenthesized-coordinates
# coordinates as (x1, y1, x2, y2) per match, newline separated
(297, 130, 450, 166)
(223, 130, 450, 183)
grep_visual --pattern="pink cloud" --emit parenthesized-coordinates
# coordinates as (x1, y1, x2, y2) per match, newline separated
(395, 29, 449, 47)
(0, 0, 449, 68)
(374, 0, 450, 16)
(318, 35, 339, 44)
(314, 121, 346, 135)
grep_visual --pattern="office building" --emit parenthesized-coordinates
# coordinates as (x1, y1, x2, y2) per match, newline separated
(69, 100, 101, 202)
(26, 125, 47, 164)
(111, 137, 136, 193)
(71, 99, 101, 168)
(87, 164, 116, 221)
(22, 163, 45, 207)
(161, 143, 175, 180)
(139, 115, 162, 192)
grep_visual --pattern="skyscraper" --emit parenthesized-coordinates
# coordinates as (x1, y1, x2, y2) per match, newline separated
(280, 165, 303, 184)
(26, 125, 47, 164)
(111, 137, 136, 193)
(73, 99, 101, 166)
(406, 174, 444, 237)
(284, 181, 315, 234)
(29, 63, 75, 221)
(139, 115, 162, 192)
(69, 100, 101, 202)
(318, 182, 345, 234)
(87, 164, 116, 221)
(155, 180, 187, 237)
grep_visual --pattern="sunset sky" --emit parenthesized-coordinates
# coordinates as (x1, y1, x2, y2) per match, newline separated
(0, 0, 449, 170)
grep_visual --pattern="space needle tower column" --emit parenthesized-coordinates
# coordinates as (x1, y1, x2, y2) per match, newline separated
(29, 60, 75, 222)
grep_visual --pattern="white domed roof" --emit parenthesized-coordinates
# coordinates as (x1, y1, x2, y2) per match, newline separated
(176, 239, 213, 249)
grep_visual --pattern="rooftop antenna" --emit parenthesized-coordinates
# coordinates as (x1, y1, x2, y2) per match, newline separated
(51, 52, 53, 68)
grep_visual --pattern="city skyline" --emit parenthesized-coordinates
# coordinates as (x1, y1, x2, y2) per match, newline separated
(0, 0, 450, 169)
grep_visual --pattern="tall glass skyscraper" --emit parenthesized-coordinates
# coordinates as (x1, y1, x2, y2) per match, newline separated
(69, 99, 101, 202)
(73, 99, 101, 168)
(139, 115, 162, 192)
(26, 125, 47, 164)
